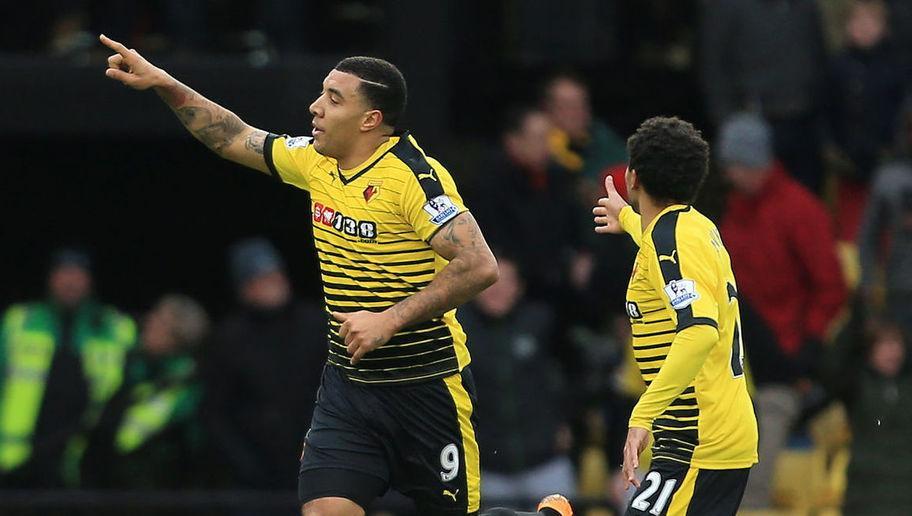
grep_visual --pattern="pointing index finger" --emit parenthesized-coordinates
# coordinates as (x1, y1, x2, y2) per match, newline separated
(99, 34, 130, 57)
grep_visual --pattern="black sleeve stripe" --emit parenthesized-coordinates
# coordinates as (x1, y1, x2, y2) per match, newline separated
(390, 133, 446, 201)
(651, 209, 684, 283)
(727, 282, 738, 301)
(677, 316, 719, 332)
(263, 133, 280, 180)
(652, 208, 703, 325)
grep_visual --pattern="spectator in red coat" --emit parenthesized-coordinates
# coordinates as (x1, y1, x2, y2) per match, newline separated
(717, 112, 847, 509)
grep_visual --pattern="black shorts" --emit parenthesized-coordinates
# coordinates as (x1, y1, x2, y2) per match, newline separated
(624, 459, 750, 516)
(298, 365, 480, 515)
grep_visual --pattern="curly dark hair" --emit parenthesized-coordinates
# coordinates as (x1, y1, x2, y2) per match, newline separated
(627, 116, 710, 204)
(334, 56, 408, 129)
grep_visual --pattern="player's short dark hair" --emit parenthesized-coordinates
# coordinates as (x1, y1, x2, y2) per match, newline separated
(334, 56, 408, 129)
(627, 116, 710, 204)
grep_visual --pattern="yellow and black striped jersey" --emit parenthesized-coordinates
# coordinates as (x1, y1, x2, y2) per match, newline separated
(264, 131, 471, 385)
(620, 204, 758, 469)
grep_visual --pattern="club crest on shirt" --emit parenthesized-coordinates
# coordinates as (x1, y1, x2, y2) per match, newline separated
(363, 181, 382, 202)
(663, 279, 699, 310)
(423, 195, 459, 226)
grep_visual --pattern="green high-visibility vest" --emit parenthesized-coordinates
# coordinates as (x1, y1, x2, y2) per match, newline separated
(115, 356, 198, 454)
(0, 302, 136, 473)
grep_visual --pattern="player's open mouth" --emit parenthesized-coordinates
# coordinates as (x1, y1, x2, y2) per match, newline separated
(312, 128, 324, 137)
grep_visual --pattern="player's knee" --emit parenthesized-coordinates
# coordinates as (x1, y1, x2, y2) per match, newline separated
(301, 496, 365, 516)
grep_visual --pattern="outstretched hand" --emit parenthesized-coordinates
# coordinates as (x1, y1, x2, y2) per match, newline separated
(100, 34, 164, 90)
(593, 174, 629, 234)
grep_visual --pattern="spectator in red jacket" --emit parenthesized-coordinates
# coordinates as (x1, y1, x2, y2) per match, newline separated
(718, 112, 847, 509)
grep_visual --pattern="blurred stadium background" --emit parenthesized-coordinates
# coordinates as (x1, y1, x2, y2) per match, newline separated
(2, 1, 911, 515)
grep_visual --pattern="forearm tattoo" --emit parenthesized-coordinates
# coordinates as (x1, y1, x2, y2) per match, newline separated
(157, 82, 246, 155)
(244, 130, 267, 155)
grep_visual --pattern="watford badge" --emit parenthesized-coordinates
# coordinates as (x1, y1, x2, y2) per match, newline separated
(363, 181, 382, 202)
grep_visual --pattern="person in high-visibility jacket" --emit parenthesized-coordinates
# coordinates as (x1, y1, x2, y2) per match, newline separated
(0, 248, 136, 487)
(80, 294, 209, 488)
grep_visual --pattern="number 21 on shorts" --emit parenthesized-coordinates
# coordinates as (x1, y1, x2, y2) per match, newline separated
(631, 471, 677, 515)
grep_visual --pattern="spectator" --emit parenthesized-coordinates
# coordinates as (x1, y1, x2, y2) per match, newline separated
(823, 313, 912, 515)
(201, 238, 325, 489)
(80, 294, 209, 489)
(717, 113, 847, 509)
(541, 72, 627, 201)
(828, 0, 905, 182)
(858, 96, 912, 334)
(702, 0, 828, 192)
(468, 105, 582, 301)
(0, 248, 136, 487)
(459, 254, 575, 504)
(538, 73, 631, 322)
(825, 0, 906, 242)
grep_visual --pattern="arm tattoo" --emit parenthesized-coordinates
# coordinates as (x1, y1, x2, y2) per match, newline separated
(441, 215, 481, 251)
(174, 105, 246, 154)
(386, 213, 494, 331)
(245, 130, 267, 155)
(156, 81, 194, 108)
(442, 220, 461, 247)
(156, 80, 248, 155)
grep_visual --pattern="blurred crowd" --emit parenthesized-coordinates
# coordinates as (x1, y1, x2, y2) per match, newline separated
(3, 0, 912, 515)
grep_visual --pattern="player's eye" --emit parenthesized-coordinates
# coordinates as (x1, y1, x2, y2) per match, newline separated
(330, 96, 340, 105)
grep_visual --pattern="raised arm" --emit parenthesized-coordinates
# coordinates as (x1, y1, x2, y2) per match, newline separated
(99, 34, 269, 174)
(333, 212, 499, 364)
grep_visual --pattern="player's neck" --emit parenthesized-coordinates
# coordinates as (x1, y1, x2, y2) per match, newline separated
(337, 132, 393, 170)
(639, 195, 679, 232)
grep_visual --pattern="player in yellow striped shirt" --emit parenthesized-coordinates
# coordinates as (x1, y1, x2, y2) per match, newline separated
(100, 34, 573, 516)
(593, 117, 758, 516)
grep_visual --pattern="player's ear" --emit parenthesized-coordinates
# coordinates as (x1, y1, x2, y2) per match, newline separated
(361, 109, 384, 132)
(627, 167, 640, 191)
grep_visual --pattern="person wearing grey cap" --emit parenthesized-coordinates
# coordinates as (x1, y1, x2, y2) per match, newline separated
(717, 113, 847, 510)
(201, 237, 325, 493)
(0, 247, 136, 488)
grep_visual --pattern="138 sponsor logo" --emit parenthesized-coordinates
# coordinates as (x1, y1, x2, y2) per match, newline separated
(312, 202, 377, 242)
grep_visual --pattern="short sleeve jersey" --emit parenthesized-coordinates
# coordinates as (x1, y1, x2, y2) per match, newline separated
(264, 131, 471, 385)
(625, 205, 758, 469)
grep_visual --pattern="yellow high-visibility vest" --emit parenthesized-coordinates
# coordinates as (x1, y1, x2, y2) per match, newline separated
(0, 302, 135, 473)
